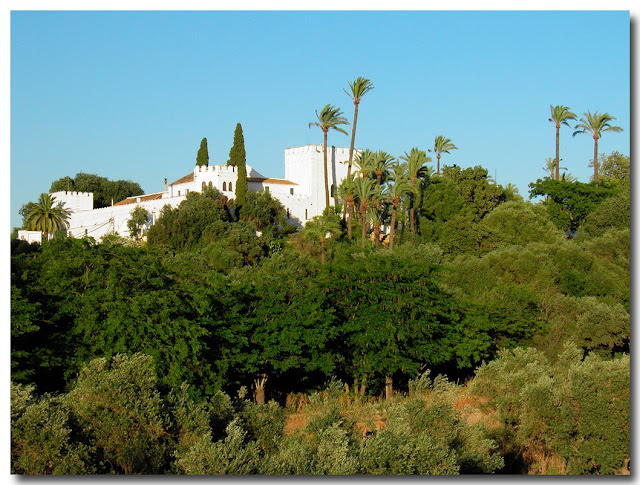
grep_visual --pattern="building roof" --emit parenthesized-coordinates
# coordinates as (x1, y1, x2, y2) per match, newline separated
(262, 178, 298, 186)
(169, 173, 194, 186)
(114, 192, 164, 206)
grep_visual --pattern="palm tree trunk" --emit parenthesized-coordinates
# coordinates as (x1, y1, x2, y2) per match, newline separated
(323, 130, 330, 210)
(374, 222, 379, 247)
(593, 136, 599, 182)
(361, 206, 367, 249)
(347, 202, 353, 240)
(555, 125, 561, 181)
(389, 204, 398, 251)
(389, 205, 397, 251)
(347, 101, 359, 179)
(409, 178, 415, 234)
(437, 154, 441, 175)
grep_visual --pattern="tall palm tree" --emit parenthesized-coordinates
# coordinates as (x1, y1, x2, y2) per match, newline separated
(304, 214, 342, 265)
(344, 77, 374, 179)
(573, 111, 623, 182)
(337, 175, 357, 240)
(353, 177, 376, 249)
(353, 149, 377, 179)
(372, 150, 395, 186)
(549, 105, 577, 181)
(384, 175, 412, 251)
(400, 148, 431, 234)
(309, 104, 350, 210)
(429, 135, 457, 175)
(25, 193, 70, 240)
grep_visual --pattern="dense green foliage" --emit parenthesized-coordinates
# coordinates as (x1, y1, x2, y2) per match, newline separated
(48, 172, 144, 209)
(11, 355, 506, 475)
(11, 149, 630, 475)
(528, 178, 620, 233)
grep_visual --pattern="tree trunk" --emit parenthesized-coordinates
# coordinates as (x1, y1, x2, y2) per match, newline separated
(409, 178, 415, 234)
(361, 206, 367, 249)
(373, 202, 380, 248)
(347, 102, 359, 179)
(347, 202, 353, 240)
(593, 135, 599, 182)
(323, 130, 330, 210)
(555, 125, 561, 181)
(385, 375, 393, 401)
(359, 374, 367, 397)
(320, 237, 325, 265)
(254, 374, 268, 405)
(389, 206, 397, 251)
(437, 154, 441, 175)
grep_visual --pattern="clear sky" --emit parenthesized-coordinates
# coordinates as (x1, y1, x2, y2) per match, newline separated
(9, 9, 631, 229)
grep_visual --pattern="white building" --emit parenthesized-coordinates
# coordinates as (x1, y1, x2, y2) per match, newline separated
(34, 145, 355, 241)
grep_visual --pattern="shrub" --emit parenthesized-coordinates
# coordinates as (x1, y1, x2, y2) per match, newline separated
(11, 383, 95, 474)
(470, 345, 630, 474)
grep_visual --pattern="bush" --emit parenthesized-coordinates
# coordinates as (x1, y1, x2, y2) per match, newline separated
(66, 354, 169, 474)
(11, 383, 95, 474)
(470, 345, 630, 474)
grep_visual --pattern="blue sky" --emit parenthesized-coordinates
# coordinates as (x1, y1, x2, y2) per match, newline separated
(9, 10, 631, 229)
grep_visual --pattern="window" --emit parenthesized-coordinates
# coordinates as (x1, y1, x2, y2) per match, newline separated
(290, 188, 294, 195)
(178, 190, 181, 196)
(330, 184, 336, 198)
(229, 182, 232, 191)
(286, 209, 290, 219)
(305, 209, 308, 220)
(223, 182, 227, 191)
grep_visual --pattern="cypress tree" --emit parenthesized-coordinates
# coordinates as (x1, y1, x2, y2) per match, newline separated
(196, 138, 209, 167)
(229, 123, 248, 207)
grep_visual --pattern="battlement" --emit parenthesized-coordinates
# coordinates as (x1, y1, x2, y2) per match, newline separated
(50, 190, 94, 213)
(194, 164, 237, 174)
(51, 190, 93, 198)
(285, 145, 352, 157)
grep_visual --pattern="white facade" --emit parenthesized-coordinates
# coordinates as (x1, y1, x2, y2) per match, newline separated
(38, 145, 356, 241)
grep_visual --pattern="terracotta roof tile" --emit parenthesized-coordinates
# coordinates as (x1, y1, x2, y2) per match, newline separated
(169, 173, 194, 186)
(262, 178, 298, 185)
(114, 192, 164, 206)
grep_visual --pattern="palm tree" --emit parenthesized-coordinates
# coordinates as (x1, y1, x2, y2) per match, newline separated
(549, 105, 577, 181)
(337, 175, 357, 240)
(372, 150, 395, 186)
(543, 157, 567, 179)
(309, 104, 350, 210)
(429, 135, 457, 175)
(344, 77, 374, 179)
(25, 193, 70, 240)
(304, 214, 342, 265)
(573, 111, 623, 182)
(384, 175, 413, 251)
(353, 177, 377, 249)
(353, 149, 377, 179)
(400, 148, 431, 234)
